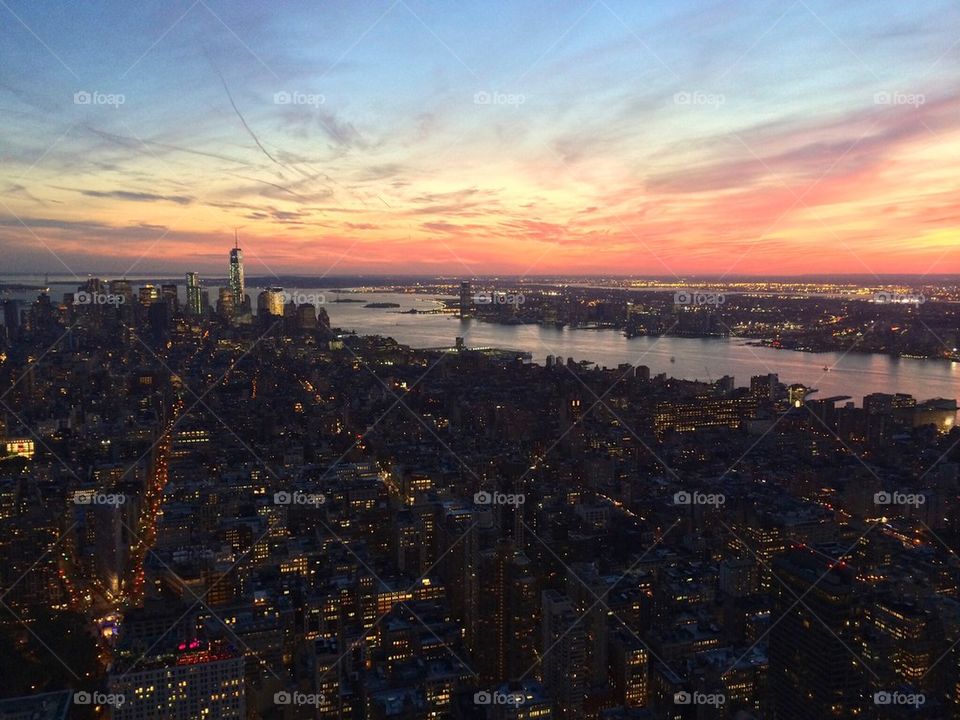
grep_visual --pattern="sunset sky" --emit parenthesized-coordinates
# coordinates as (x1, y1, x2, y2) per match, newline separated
(1, 0, 958, 278)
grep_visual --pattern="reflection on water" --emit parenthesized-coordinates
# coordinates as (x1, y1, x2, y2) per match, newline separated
(6, 285, 957, 403)
(319, 293, 958, 403)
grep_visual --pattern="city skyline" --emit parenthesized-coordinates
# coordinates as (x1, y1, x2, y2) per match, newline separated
(3, 4, 960, 718)
(1, 267, 957, 718)
(2, 0, 960, 276)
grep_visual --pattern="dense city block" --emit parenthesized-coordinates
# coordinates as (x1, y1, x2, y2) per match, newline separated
(0, 266, 957, 719)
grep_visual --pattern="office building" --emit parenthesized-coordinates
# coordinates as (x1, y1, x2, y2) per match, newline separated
(768, 547, 865, 719)
(229, 234, 245, 311)
(108, 640, 245, 720)
(185, 272, 202, 315)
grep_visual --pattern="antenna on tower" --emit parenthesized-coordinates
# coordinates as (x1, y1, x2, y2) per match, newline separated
(234, 228, 239, 249)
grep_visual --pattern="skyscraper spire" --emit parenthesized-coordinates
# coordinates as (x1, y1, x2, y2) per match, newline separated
(228, 234, 245, 314)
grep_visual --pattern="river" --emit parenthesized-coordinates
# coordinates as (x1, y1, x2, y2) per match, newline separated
(319, 292, 958, 403)
(4, 281, 958, 404)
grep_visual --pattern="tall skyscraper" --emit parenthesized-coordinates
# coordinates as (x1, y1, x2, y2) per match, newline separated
(185, 272, 202, 315)
(160, 284, 178, 310)
(138, 284, 159, 306)
(610, 631, 648, 708)
(2, 300, 19, 331)
(108, 278, 133, 302)
(769, 547, 866, 719)
(229, 232, 245, 311)
(459, 280, 472, 319)
(217, 287, 235, 319)
(257, 287, 284, 318)
(541, 589, 586, 719)
(475, 539, 538, 684)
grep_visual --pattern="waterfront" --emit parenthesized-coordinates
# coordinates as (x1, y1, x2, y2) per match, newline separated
(5, 281, 958, 403)
(318, 292, 959, 403)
